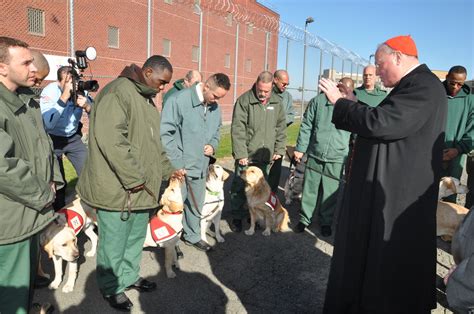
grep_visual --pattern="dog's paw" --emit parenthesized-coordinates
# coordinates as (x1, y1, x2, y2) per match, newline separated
(49, 280, 61, 290)
(62, 283, 74, 293)
(216, 235, 225, 243)
(85, 250, 96, 257)
(262, 229, 271, 236)
(166, 270, 177, 278)
(244, 229, 255, 236)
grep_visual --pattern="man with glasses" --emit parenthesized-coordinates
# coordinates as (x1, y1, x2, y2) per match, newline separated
(319, 35, 447, 313)
(268, 69, 294, 192)
(441, 66, 474, 203)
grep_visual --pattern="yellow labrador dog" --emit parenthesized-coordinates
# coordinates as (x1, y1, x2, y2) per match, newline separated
(437, 176, 470, 241)
(143, 177, 184, 278)
(200, 164, 229, 243)
(241, 166, 290, 236)
(40, 198, 97, 293)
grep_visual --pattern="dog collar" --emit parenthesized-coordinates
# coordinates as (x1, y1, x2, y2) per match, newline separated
(161, 208, 183, 215)
(206, 188, 220, 196)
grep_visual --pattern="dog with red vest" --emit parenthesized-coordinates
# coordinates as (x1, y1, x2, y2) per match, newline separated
(143, 177, 184, 278)
(40, 197, 97, 293)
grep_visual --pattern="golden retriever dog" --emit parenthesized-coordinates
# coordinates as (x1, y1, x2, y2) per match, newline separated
(436, 176, 470, 242)
(40, 198, 97, 293)
(143, 177, 184, 278)
(241, 166, 290, 236)
(201, 164, 229, 243)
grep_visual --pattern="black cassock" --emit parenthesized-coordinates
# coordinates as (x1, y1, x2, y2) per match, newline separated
(323, 64, 447, 314)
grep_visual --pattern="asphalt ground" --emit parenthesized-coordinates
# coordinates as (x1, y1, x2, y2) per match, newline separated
(32, 157, 455, 313)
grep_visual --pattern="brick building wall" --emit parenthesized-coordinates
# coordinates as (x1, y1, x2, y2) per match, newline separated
(0, 0, 279, 125)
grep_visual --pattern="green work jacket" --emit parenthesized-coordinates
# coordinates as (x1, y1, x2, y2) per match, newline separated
(273, 85, 294, 126)
(231, 85, 287, 163)
(162, 78, 185, 108)
(0, 83, 63, 244)
(77, 67, 174, 211)
(354, 86, 387, 107)
(161, 85, 221, 178)
(444, 83, 474, 154)
(296, 93, 350, 163)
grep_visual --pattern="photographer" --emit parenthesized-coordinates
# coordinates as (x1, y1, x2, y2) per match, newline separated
(40, 65, 92, 210)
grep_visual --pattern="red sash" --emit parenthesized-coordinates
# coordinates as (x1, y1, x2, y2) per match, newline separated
(150, 215, 178, 244)
(265, 192, 278, 211)
(58, 208, 84, 235)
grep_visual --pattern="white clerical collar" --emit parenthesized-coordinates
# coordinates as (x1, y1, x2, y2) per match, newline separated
(403, 63, 421, 77)
(196, 83, 204, 103)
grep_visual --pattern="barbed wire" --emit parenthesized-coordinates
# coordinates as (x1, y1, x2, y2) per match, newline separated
(172, 0, 368, 65)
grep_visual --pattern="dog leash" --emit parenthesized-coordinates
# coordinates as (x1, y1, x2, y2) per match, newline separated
(120, 184, 158, 221)
(185, 175, 200, 213)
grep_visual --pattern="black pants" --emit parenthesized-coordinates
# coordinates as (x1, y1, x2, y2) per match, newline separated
(50, 133, 87, 210)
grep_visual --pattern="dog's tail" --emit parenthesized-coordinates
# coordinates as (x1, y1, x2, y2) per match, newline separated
(277, 206, 291, 232)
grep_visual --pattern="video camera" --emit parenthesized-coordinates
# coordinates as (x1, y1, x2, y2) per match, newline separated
(67, 47, 99, 103)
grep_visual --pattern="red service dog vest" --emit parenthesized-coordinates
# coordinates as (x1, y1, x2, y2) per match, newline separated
(265, 192, 278, 211)
(58, 208, 84, 235)
(150, 215, 178, 244)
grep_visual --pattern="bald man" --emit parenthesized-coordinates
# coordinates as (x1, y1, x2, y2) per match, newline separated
(354, 65, 387, 107)
(268, 69, 295, 192)
(162, 69, 202, 107)
(31, 50, 50, 87)
(319, 35, 446, 313)
(293, 77, 354, 237)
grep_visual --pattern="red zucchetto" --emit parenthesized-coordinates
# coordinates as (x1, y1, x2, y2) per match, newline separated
(384, 35, 418, 57)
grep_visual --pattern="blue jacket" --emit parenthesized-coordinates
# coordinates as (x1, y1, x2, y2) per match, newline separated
(40, 82, 90, 137)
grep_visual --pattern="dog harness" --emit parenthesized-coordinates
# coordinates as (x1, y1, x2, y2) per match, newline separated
(149, 211, 182, 244)
(265, 192, 278, 211)
(58, 208, 85, 235)
(201, 188, 224, 221)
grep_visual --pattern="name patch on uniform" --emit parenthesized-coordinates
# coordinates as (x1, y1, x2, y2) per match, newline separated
(267, 106, 274, 110)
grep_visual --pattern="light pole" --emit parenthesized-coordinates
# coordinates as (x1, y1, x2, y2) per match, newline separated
(194, 3, 203, 72)
(369, 54, 375, 65)
(301, 16, 314, 119)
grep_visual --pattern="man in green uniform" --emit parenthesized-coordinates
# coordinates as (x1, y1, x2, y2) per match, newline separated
(441, 66, 474, 204)
(293, 78, 354, 237)
(0, 37, 63, 314)
(76, 55, 178, 312)
(230, 71, 287, 232)
(354, 65, 387, 107)
(161, 73, 230, 251)
(162, 69, 202, 107)
(268, 69, 295, 192)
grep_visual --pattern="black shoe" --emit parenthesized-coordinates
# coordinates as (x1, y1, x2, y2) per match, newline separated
(104, 292, 133, 312)
(34, 274, 51, 288)
(183, 239, 212, 252)
(125, 277, 157, 292)
(230, 219, 242, 232)
(175, 244, 184, 259)
(294, 222, 307, 233)
(321, 225, 332, 237)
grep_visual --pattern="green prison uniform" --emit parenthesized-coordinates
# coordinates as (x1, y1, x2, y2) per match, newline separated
(441, 82, 474, 203)
(0, 235, 39, 314)
(295, 93, 350, 227)
(96, 209, 150, 296)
